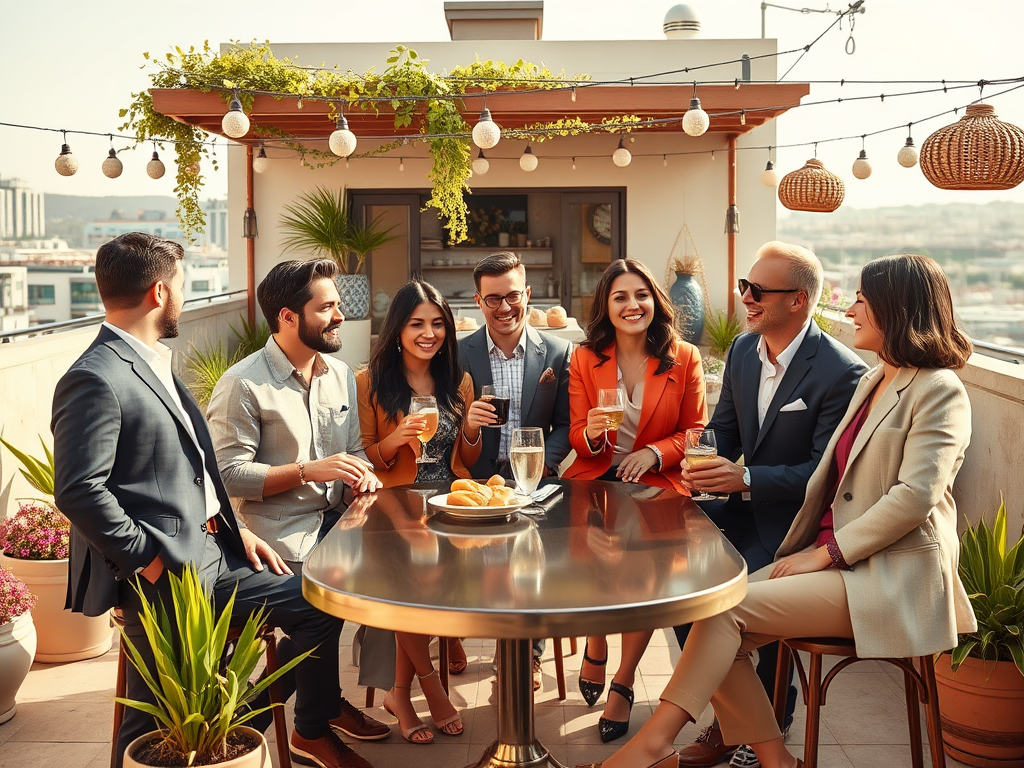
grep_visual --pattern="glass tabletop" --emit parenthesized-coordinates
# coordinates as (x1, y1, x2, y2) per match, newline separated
(302, 479, 747, 638)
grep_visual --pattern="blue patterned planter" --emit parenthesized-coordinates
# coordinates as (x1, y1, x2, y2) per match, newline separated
(336, 274, 370, 320)
(669, 272, 705, 345)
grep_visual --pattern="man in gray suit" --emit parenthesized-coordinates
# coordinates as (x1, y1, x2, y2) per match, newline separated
(675, 241, 867, 768)
(53, 234, 374, 768)
(458, 251, 572, 686)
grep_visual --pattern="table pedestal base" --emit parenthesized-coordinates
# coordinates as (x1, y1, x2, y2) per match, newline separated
(466, 639, 567, 768)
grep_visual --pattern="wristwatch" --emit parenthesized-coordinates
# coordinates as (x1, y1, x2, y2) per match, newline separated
(742, 467, 751, 489)
(647, 444, 664, 471)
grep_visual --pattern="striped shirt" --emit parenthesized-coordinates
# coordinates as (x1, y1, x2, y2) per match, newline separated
(485, 328, 526, 461)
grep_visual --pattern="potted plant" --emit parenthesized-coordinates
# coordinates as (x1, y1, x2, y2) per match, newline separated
(703, 311, 744, 359)
(0, 565, 36, 724)
(935, 495, 1024, 766)
(1, 436, 113, 662)
(702, 355, 725, 409)
(279, 187, 395, 321)
(184, 319, 271, 409)
(664, 226, 708, 345)
(119, 564, 310, 768)
(498, 217, 512, 248)
(813, 283, 848, 337)
(509, 220, 528, 248)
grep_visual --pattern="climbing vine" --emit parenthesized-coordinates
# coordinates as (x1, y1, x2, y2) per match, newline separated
(121, 41, 650, 242)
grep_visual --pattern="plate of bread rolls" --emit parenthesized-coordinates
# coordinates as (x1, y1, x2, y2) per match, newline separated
(428, 476, 530, 518)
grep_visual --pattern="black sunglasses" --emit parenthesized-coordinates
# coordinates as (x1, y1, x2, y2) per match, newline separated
(480, 290, 526, 309)
(738, 279, 801, 302)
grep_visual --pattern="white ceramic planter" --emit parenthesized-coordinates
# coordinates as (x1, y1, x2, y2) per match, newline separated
(0, 611, 37, 724)
(124, 726, 270, 768)
(0, 554, 112, 663)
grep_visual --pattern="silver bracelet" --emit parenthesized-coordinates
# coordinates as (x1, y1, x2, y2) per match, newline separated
(647, 444, 664, 471)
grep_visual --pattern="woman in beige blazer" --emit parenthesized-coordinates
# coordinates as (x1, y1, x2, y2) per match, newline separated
(581, 253, 977, 768)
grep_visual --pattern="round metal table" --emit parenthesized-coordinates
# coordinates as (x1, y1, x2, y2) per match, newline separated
(303, 479, 746, 768)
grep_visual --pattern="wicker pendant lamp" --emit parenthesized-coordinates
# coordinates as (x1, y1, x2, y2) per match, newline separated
(920, 103, 1024, 190)
(777, 158, 845, 212)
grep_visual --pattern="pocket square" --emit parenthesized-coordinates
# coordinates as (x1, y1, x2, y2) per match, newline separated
(779, 398, 807, 412)
(539, 367, 556, 384)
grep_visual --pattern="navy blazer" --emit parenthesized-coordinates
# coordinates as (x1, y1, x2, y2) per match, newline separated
(709, 322, 867, 555)
(458, 324, 572, 477)
(52, 326, 246, 617)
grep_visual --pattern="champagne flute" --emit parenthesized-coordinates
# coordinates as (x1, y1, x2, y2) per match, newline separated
(410, 396, 440, 464)
(684, 428, 718, 501)
(510, 427, 545, 496)
(597, 388, 625, 441)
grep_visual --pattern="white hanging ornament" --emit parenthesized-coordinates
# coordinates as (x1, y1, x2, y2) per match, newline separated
(472, 149, 489, 175)
(147, 150, 166, 179)
(762, 160, 779, 188)
(221, 95, 250, 139)
(472, 107, 501, 149)
(329, 114, 357, 157)
(682, 96, 710, 137)
(612, 136, 632, 167)
(897, 137, 919, 168)
(519, 145, 538, 172)
(852, 149, 872, 180)
(54, 139, 78, 177)
(252, 145, 270, 174)
(102, 149, 123, 179)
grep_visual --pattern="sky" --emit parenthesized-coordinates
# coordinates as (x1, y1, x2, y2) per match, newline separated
(2, 0, 1023, 212)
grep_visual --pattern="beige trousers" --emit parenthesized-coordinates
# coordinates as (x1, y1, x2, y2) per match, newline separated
(662, 565, 854, 746)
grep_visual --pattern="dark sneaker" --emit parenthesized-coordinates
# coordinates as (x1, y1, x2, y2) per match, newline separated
(291, 730, 373, 768)
(728, 745, 760, 768)
(330, 697, 391, 740)
(676, 721, 738, 767)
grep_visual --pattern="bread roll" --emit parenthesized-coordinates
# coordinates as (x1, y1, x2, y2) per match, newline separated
(528, 307, 547, 327)
(489, 487, 517, 505)
(451, 479, 493, 501)
(486, 475, 506, 487)
(455, 316, 478, 331)
(546, 306, 568, 328)
(448, 491, 488, 507)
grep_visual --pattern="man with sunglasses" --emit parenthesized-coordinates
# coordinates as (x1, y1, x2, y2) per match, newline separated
(675, 241, 866, 768)
(458, 251, 572, 689)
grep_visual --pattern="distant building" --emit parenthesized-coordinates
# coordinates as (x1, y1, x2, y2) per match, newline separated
(84, 210, 188, 248)
(0, 177, 45, 240)
(205, 198, 228, 251)
(0, 265, 32, 331)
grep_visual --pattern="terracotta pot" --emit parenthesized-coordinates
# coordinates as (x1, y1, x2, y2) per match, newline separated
(935, 652, 1024, 765)
(0, 554, 112, 662)
(0, 612, 37, 724)
(124, 726, 270, 768)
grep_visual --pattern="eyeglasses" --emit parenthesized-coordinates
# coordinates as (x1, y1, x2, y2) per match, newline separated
(737, 279, 801, 302)
(480, 291, 526, 309)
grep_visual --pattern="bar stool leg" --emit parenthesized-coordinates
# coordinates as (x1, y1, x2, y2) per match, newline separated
(569, 637, 578, 656)
(903, 665, 924, 768)
(553, 638, 566, 701)
(920, 655, 947, 768)
(773, 643, 792, 732)
(111, 637, 127, 768)
(365, 687, 375, 708)
(264, 632, 292, 768)
(803, 652, 823, 768)
(439, 637, 450, 694)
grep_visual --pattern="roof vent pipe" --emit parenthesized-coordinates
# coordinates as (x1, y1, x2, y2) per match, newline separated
(664, 4, 701, 39)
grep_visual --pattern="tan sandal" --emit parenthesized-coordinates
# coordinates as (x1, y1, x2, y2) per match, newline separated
(418, 669, 463, 737)
(382, 687, 433, 744)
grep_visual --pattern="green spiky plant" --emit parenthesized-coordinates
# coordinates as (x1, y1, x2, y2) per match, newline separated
(0, 435, 55, 500)
(117, 565, 312, 765)
(703, 310, 744, 358)
(950, 495, 1024, 676)
(184, 319, 271, 408)
(345, 212, 399, 274)
(279, 187, 352, 272)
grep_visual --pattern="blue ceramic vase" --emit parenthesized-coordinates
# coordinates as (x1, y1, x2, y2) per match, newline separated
(670, 272, 705, 345)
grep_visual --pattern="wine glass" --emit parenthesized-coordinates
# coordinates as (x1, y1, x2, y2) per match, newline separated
(684, 428, 718, 501)
(410, 396, 440, 464)
(597, 388, 625, 441)
(510, 427, 545, 496)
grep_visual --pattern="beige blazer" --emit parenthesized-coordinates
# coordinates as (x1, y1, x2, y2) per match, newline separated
(777, 365, 977, 659)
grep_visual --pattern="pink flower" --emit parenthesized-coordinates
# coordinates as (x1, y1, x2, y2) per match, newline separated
(1, 501, 71, 560)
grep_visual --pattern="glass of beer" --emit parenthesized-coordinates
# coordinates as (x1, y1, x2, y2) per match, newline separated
(597, 388, 625, 440)
(510, 427, 545, 496)
(684, 428, 718, 501)
(481, 384, 510, 427)
(410, 396, 440, 464)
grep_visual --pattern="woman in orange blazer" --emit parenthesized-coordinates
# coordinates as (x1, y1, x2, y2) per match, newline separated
(355, 280, 487, 744)
(564, 258, 707, 744)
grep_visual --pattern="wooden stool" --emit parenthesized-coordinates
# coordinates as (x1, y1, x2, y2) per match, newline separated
(111, 612, 291, 768)
(364, 636, 578, 706)
(774, 637, 945, 768)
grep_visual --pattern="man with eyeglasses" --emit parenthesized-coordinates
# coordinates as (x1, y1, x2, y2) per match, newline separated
(674, 241, 866, 768)
(458, 251, 572, 690)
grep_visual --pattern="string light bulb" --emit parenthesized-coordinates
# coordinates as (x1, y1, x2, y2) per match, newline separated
(102, 148, 123, 179)
(852, 144, 872, 180)
(663, 155, 668, 167)
(519, 145, 538, 172)
(329, 113, 357, 157)
(898, 125, 919, 168)
(146, 149, 165, 179)
(54, 133, 78, 177)
(399, 158, 404, 172)
(612, 136, 632, 167)
(188, 160, 201, 175)
(762, 159, 779, 188)
(472, 107, 501, 149)
(221, 92, 250, 139)
(472, 149, 489, 175)
(682, 85, 710, 137)
(571, 157, 576, 171)
(252, 144, 270, 174)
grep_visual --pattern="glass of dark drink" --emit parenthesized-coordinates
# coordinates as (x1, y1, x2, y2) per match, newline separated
(482, 385, 511, 427)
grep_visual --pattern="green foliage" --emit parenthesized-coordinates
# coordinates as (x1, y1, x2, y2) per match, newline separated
(184, 319, 270, 408)
(231, 318, 271, 360)
(951, 495, 1024, 677)
(120, 41, 629, 243)
(703, 311, 744, 358)
(0, 435, 55, 499)
(116, 565, 312, 765)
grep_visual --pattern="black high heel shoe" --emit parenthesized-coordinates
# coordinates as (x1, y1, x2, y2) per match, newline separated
(597, 681, 634, 743)
(578, 641, 608, 707)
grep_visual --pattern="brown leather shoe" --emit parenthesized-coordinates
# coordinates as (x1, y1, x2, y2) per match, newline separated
(291, 730, 373, 768)
(533, 656, 543, 691)
(677, 722, 738, 767)
(330, 697, 391, 740)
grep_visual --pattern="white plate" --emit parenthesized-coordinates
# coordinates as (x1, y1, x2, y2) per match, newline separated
(427, 493, 530, 518)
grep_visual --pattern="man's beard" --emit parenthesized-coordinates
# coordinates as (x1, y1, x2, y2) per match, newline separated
(299, 314, 342, 353)
(157, 303, 179, 339)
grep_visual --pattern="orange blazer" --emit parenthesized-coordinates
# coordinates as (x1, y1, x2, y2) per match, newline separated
(355, 369, 481, 488)
(563, 341, 706, 493)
